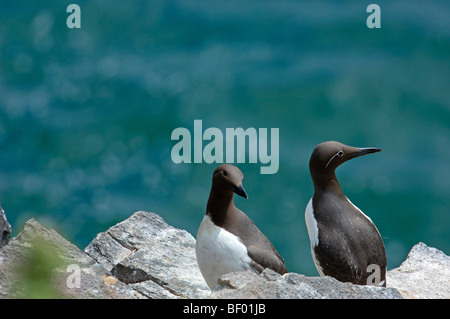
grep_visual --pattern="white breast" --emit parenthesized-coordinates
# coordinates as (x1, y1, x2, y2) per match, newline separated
(195, 215, 252, 290)
(304, 198, 325, 276)
(305, 198, 319, 248)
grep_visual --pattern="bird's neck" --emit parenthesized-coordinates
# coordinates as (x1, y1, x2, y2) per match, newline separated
(206, 186, 235, 226)
(311, 170, 345, 195)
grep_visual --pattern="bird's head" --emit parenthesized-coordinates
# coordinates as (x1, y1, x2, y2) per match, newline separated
(212, 164, 248, 199)
(309, 141, 382, 177)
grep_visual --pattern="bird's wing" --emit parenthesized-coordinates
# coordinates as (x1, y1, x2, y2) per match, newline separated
(247, 244, 288, 275)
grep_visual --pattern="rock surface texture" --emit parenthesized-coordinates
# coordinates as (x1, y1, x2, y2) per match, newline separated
(387, 242, 450, 299)
(0, 206, 11, 249)
(0, 210, 448, 299)
(84, 211, 210, 298)
(0, 218, 141, 298)
(211, 269, 402, 299)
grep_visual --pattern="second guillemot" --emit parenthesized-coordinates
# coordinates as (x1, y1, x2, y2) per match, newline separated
(196, 164, 287, 289)
(305, 141, 387, 286)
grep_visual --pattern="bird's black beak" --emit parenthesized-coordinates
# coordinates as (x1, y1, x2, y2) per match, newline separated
(355, 147, 383, 156)
(346, 147, 383, 160)
(234, 184, 248, 199)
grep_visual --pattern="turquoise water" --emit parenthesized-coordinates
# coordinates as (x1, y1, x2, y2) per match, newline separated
(0, 1, 449, 275)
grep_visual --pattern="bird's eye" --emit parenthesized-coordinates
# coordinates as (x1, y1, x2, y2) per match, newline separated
(223, 171, 228, 176)
(325, 150, 344, 168)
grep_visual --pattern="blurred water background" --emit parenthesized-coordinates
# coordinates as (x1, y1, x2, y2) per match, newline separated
(0, 0, 449, 275)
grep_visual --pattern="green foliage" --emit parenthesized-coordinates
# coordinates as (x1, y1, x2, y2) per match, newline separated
(14, 236, 65, 299)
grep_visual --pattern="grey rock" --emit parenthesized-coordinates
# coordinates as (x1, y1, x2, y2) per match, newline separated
(387, 242, 450, 299)
(0, 218, 142, 299)
(0, 206, 11, 249)
(210, 268, 403, 299)
(0, 208, 448, 299)
(84, 211, 210, 299)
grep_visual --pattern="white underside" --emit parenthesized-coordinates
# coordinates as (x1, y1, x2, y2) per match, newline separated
(304, 196, 377, 277)
(304, 198, 319, 248)
(196, 215, 252, 290)
(304, 198, 324, 276)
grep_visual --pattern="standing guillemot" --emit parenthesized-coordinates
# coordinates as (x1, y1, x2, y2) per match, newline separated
(196, 164, 287, 289)
(305, 141, 387, 286)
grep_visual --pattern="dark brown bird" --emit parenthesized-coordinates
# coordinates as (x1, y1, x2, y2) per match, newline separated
(305, 141, 387, 286)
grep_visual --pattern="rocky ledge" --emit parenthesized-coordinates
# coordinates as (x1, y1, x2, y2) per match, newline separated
(0, 211, 448, 299)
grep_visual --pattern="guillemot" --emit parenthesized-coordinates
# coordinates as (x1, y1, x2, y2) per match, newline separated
(196, 164, 287, 289)
(305, 141, 387, 286)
